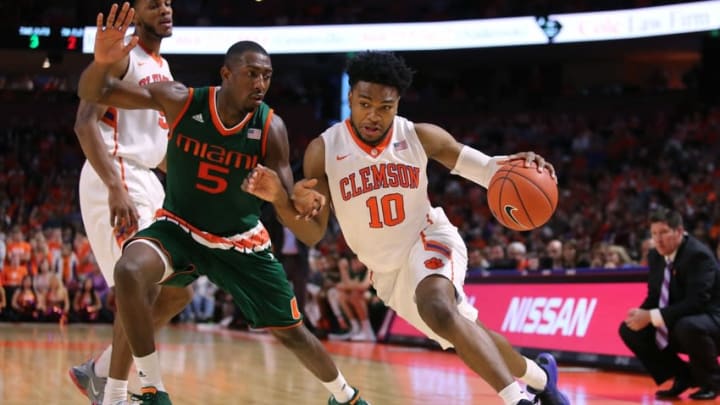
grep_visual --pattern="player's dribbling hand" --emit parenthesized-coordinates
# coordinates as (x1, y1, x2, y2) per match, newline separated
(291, 178, 326, 220)
(500, 152, 557, 182)
(94, 2, 139, 65)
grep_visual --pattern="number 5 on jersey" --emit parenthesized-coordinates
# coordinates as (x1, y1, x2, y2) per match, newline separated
(196, 161, 229, 194)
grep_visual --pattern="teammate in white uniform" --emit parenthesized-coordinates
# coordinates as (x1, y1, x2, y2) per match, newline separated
(70, 2, 192, 404)
(244, 52, 570, 405)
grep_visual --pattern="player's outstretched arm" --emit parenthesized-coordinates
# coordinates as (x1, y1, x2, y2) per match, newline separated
(78, 2, 188, 117)
(416, 122, 556, 187)
(77, 3, 139, 103)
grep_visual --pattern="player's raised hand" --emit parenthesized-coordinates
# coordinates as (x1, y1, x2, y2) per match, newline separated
(94, 2, 138, 65)
(291, 178, 326, 220)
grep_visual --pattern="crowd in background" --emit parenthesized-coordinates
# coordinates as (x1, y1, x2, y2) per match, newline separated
(1, 64, 719, 337)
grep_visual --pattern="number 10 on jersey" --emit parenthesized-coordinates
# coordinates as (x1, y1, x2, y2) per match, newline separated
(366, 193, 405, 228)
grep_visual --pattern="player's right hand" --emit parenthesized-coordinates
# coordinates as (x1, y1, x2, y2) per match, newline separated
(108, 184, 139, 238)
(94, 2, 139, 65)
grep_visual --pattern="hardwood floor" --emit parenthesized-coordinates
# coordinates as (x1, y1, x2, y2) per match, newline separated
(0, 323, 707, 404)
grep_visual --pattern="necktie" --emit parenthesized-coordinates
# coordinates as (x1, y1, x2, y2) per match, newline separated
(655, 259, 671, 349)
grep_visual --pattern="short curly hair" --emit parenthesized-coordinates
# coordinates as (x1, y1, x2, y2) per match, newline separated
(346, 51, 414, 96)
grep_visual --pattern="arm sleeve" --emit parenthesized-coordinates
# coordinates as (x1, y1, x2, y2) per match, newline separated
(450, 145, 506, 189)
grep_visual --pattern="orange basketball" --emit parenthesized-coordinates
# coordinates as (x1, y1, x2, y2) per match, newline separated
(487, 160, 558, 231)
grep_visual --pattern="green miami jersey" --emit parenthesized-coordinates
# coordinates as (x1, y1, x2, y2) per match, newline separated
(165, 86, 272, 235)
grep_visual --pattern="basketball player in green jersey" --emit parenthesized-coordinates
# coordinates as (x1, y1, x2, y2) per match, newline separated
(77, 4, 369, 405)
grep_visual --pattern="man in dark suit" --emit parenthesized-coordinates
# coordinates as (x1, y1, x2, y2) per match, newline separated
(620, 208, 720, 400)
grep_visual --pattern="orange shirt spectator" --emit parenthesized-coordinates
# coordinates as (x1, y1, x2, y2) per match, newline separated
(54, 242, 79, 287)
(2, 255, 28, 288)
(5, 229, 31, 267)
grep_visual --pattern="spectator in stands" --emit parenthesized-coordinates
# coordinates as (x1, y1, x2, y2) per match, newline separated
(604, 245, 634, 269)
(72, 277, 102, 323)
(507, 241, 528, 271)
(5, 226, 31, 268)
(337, 255, 375, 342)
(2, 253, 28, 300)
(32, 256, 52, 297)
(53, 241, 78, 290)
(43, 273, 69, 323)
(540, 239, 563, 269)
(620, 208, 720, 400)
(187, 275, 217, 323)
(10, 274, 42, 322)
(487, 244, 516, 270)
(589, 242, 609, 268)
(468, 246, 489, 271)
(560, 239, 590, 269)
(525, 253, 541, 273)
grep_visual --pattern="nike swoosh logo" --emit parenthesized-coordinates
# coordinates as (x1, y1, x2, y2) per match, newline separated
(89, 375, 100, 397)
(336, 154, 350, 161)
(504, 205, 523, 227)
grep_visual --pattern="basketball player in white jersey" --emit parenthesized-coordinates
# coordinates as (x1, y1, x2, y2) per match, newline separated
(69, 1, 192, 404)
(244, 51, 570, 405)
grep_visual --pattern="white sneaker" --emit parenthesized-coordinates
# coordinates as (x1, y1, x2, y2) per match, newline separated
(350, 331, 376, 342)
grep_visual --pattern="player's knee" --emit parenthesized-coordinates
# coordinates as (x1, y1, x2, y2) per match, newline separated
(417, 297, 458, 335)
(113, 258, 145, 289)
(271, 326, 309, 349)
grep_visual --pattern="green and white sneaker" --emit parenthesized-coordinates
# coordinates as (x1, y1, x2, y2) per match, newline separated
(135, 387, 172, 405)
(68, 359, 106, 405)
(328, 387, 371, 405)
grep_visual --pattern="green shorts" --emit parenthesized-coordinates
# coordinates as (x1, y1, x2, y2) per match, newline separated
(132, 219, 302, 328)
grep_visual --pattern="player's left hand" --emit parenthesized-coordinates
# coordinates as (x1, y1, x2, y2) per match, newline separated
(501, 152, 557, 182)
(94, 2, 138, 65)
(291, 178, 326, 220)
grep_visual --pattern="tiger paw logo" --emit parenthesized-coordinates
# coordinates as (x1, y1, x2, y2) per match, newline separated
(424, 257, 445, 270)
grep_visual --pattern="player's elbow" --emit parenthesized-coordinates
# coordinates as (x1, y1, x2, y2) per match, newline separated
(73, 120, 95, 139)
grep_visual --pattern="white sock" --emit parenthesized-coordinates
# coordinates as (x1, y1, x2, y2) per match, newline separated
(321, 371, 355, 403)
(94, 345, 113, 378)
(361, 319, 373, 334)
(127, 366, 142, 395)
(498, 381, 529, 405)
(133, 352, 165, 391)
(350, 319, 360, 333)
(520, 357, 548, 392)
(102, 377, 128, 405)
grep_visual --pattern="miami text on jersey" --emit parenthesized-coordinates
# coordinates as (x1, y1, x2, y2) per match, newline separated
(173, 133, 258, 170)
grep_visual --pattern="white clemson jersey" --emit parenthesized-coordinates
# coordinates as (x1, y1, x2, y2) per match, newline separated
(323, 116, 443, 272)
(98, 44, 173, 169)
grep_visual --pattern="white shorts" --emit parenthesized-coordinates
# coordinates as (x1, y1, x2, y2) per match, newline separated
(78, 159, 164, 287)
(370, 219, 478, 349)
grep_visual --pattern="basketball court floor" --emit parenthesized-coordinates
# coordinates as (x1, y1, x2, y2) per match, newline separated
(0, 322, 710, 404)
